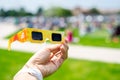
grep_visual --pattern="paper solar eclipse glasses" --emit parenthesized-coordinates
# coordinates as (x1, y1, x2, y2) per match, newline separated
(8, 28, 64, 50)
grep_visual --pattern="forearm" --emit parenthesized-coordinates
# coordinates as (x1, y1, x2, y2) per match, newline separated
(13, 66, 43, 80)
(14, 71, 37, 80)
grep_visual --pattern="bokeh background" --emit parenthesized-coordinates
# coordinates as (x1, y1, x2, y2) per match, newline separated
(0, 0, 120, 80)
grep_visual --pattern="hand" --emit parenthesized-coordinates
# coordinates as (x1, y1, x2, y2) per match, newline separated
(25, 39, 69, 77)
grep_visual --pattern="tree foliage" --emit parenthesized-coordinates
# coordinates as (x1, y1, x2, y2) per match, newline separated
(44, 7, 72, 17)
(36, 7, 43, 16)
(118, 11, 120, 14)
(0, 8, 33, 17)
(89, 8, 100, 14)
(0, 7, 106, 17)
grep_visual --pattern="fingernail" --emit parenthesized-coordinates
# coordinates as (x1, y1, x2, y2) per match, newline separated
(65, 38, 68, 43)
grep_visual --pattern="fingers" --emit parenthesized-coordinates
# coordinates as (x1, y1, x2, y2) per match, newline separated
(35, 38, 68, 64)
(46, 44, 61, 53)
(45, 38, 68, 54)
(60, 38, 69, 60)
(51, 38, 69, 60)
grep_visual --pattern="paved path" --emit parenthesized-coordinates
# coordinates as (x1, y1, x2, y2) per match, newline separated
(0, 23, 120, 64)
(0, 39, 120, 64)
(0, 23, 19, 39)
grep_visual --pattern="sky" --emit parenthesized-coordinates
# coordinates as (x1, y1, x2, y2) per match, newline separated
(0, 0, 120, 13)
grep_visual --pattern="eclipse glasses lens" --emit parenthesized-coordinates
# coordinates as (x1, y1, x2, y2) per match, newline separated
(32, 31, 62, 41)
(32, 31, 43, 40)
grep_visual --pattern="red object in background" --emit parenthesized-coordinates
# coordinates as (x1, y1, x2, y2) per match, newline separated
(67, 30, 73, 43)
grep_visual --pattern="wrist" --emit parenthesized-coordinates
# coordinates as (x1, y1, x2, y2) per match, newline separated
(25, 63, 45, 77)
(22, 64, 43, 80)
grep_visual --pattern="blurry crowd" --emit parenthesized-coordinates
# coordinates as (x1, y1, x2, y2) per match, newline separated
(0, 16, 67, 30)
(0, 14, 120, 43)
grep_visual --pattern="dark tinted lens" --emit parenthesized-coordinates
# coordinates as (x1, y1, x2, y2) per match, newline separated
(52, 33, 61, 41)
(32, 31, 43, 40)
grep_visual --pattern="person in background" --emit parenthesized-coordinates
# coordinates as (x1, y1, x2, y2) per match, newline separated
(111, 25, 120, 43)
(13, 39, 69, 80)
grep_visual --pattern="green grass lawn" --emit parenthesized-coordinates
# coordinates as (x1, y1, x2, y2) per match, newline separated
(73, 28, 120, 48)
(0, 49, 32, 80)
(0, 49, 120, 80)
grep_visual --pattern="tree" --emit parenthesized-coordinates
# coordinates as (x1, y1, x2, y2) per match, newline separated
(6, 10, 18, 16)
(36, 7, 43, 16)
(0, 9, 6, 16)
(0, 8, 33, 17)
(44, 7, 72, 17)
(89, 8, 100, 14)
(18, 8, 26, 16)
(118, 11, 120, 14)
